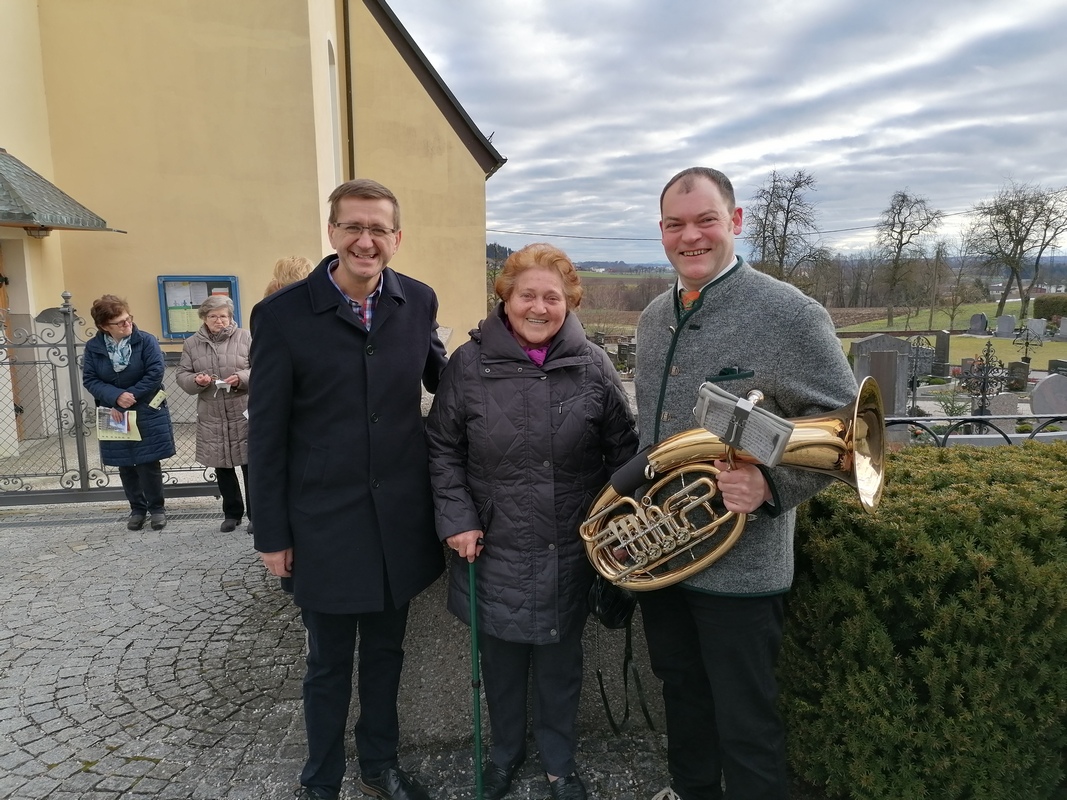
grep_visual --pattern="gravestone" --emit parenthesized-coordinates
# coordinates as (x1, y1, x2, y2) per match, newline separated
(1025, 318, 1047, 339)
(1048, 359, 1067, 377)
(994, 315, 1017, 338)
(933, 330, 951, 377)
(977, 392, 1020, 428)
(849, 333, 911, 363)
(1030, 373, 1067, 416)
(1006, 361, 1030, 392)
(967, 313, 988, 335)
(909, 345, 934, 379)
(1053, 321, 1067, 342)
(862, 351, 908, 415)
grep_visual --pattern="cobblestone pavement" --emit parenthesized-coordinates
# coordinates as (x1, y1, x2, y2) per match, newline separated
(0, 498, 670, 800)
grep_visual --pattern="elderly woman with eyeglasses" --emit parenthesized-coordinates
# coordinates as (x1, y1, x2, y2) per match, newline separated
(176, 296, 252, 533)
(83, 295, 176, 531)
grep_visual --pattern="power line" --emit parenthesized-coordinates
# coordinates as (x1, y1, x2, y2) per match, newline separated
(487, 210, 975, 243)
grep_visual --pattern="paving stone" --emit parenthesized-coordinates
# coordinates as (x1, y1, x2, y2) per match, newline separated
(0, 499, 672, 799)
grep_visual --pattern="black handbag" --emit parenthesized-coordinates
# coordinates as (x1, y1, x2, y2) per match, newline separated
(587, 574, 655, 734)
(587, 573, 636, 629)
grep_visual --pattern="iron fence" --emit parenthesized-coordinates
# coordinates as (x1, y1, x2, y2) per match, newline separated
(0, 292, 218, 505)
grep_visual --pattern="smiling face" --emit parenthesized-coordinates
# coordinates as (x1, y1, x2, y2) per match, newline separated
(326, 196, 402, 299)
(660, 176, 744, 291)
(504, 267, 568, 349)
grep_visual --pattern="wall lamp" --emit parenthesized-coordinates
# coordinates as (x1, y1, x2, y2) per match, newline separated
(24, 226, 52, 239)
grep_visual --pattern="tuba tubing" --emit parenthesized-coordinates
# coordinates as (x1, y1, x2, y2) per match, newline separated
(580, 377, 885, 591)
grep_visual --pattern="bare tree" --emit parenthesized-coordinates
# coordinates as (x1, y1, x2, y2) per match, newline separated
(745, 169, 822, 282)
(923, 239, 950, 329)
(941, 239, 984, 331)
(877, 190, 944, 327)
(966, 181, 1067, 319)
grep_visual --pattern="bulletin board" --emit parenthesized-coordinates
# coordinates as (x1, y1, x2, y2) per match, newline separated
(157, 275, 241, 339)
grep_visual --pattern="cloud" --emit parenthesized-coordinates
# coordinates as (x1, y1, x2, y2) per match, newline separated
(387, 0, 1067, 263)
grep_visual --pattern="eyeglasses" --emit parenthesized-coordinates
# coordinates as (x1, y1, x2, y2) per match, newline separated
(205, 314, 232, 322)
(333, 222, 397, 238)
(106, 316, 133, 328)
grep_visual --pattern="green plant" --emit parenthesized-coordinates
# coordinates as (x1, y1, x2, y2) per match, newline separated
(781, 443, 1067, 799)
(930, 385, 971, 416)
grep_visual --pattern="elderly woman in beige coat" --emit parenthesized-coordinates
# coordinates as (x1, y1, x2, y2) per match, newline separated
(176, 296, 252, 532)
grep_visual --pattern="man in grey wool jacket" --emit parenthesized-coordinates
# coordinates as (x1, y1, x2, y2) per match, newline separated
(634, 167, 857, 800)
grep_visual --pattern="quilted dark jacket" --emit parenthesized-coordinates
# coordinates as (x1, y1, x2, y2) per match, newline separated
(426, 305, 638, 644)
(82, 327, 176, 467)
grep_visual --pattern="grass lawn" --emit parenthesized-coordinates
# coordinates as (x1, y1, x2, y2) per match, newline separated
(837, 302, 1066, 369)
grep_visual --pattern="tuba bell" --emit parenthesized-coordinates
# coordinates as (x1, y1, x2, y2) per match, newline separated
(580, 376, 885, 591)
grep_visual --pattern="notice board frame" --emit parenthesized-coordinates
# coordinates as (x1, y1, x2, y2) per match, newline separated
(157, 275, 241, 339)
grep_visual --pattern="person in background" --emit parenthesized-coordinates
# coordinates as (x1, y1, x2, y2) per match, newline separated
(83, 295, 176, 532)
(248, 178, 447, 800)
(427, 243, 638, 800)
(264, 254, 313, 297)
(634, 167, 858, 800)
(175, 296, 251, 534)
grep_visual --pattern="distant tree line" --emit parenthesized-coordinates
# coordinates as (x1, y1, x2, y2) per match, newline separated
(745, 170, 1067, 327)
(485, 174, 1067, 328)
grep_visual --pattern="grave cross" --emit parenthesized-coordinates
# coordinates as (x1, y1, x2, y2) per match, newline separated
(958, 340, 1006, 417)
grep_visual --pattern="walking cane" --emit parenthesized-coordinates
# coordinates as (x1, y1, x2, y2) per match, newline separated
(468, 556, 484, 800)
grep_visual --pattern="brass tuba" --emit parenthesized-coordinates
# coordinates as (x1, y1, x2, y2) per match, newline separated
(580, 376, 885, 591)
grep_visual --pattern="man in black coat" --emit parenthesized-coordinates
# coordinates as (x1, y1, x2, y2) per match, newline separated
(248, 178, 447, 800)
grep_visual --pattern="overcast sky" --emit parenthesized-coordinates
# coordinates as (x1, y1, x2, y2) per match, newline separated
(386, 0, 1067, 264)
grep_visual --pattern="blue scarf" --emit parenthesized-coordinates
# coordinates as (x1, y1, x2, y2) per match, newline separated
(104, 332, 132, 373)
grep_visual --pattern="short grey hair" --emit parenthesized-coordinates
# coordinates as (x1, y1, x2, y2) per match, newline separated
(198, 295, 235, 319)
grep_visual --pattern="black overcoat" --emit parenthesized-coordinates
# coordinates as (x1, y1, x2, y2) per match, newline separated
(247, 258, 447, 614)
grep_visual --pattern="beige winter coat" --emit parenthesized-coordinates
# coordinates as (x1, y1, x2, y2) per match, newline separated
(176, 325, 251, 468)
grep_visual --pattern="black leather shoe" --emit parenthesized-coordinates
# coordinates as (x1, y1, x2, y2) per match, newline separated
(220, 518, 239, 532)
(294, 787, 336, 800)
(549, 774, 587, 800)
(150, 512, 166, 531)
(358, 766, 431, 800)
(481, 759, 522, 800)
(127, 514, 146, 531)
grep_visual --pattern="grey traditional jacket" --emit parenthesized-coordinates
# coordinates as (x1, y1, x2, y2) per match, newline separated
(427, 305, 639, 644)
(175, 324, 251, 468)
(634, 257, 856, 596)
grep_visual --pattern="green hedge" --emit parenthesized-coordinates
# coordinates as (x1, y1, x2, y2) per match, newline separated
(782, 442, 1067, 799)
(1034, 293, 1067, 322)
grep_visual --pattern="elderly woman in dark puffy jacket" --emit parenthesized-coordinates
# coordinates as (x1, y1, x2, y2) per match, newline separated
(83, 295, 176, 532)
(426, 243, 638, 800)
(175, 296, 251, 533)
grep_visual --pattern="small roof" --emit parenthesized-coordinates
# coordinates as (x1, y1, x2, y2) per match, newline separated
(0, 148, 119, 233)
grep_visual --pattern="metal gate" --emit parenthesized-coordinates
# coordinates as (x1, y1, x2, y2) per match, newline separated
(0, 292, 218, 505)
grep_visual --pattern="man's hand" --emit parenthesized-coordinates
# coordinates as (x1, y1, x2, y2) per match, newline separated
(261, 548, 294, 577)
(713, 460, 771, 514)
(447, 530, 484, 563)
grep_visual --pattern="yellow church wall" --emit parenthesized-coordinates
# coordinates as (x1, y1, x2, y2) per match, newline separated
(0, 0, 68, 317)
(4, 0, 493, 348)
(35, 0, 328, 339)
(347, 2, 489, 348)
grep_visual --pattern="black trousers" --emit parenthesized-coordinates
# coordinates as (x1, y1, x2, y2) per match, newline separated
(215, 464, 249, 521)
(638, 587, 788, 800)
(479, 620, 585, 778)
(299, 602, 410, 795)
(117, 461, 164, 515)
